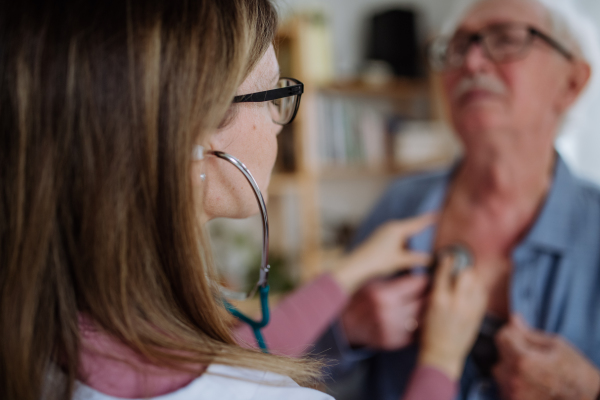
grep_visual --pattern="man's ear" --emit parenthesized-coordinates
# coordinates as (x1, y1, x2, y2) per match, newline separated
(556, 60, 591, 113)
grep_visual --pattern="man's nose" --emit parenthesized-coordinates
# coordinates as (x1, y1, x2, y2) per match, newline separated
(462, 42, 493, 73)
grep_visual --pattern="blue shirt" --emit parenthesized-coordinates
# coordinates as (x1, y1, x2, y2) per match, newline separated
(316, 156, 600, 400)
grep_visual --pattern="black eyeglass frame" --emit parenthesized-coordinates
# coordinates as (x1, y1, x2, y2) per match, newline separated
(526, 26, 574, 61)
(232, 77, 304, 125)
(432, 23, 574, 71)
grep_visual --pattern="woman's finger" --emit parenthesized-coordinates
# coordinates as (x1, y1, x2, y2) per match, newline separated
(395, 251, 432, 270)
(390, 213, 438, 237)
(433, 253, 455, 293)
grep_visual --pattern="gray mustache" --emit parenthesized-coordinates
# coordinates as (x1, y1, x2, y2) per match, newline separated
(452, 74, 508, 100)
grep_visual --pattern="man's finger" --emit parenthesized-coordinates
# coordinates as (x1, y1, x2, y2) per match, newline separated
(397, 297, 424, 320)
(495, 323, 530, 362)
(492, 362, 516, 400)
(522, 328, 555, 350)
(381, 275, 429, 301)
(509, 314, 554, 349)
(492, 362, 509, 387)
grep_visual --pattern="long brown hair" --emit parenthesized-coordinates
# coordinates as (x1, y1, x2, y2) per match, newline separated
(0, 1, 319, 399)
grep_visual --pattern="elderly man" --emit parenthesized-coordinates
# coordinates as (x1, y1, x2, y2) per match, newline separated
(316, 0, 600, 399)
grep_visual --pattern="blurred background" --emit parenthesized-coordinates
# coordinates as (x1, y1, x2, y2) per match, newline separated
(209, 0, 600, 301)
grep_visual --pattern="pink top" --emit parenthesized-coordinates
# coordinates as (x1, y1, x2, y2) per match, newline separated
(78, 316, 199, 398)
(233, 272, 350, 356)
(233, 274, 457, 400)
(79, 274, 457, 400)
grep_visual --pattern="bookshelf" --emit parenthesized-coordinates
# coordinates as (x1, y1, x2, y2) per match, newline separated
(206, 15, 459, 319)
(267, 15, 459, 285)
(269, 15, 325, 283)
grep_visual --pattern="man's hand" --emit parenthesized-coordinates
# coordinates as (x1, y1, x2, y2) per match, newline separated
(493, 315, 600, 400)
(341, 275, 428, 350)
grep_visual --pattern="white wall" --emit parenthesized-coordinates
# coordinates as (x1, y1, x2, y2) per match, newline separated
(276, 0, 456, 77)
(564, 0, 600, 184)
(275, 0, 600, 185)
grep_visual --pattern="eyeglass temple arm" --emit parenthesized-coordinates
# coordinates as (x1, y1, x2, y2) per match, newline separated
(530, 28, 574, 61)
(232, 79, 304, 103)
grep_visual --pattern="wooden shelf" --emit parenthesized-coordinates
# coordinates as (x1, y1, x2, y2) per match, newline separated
(391, 154, 456, 174)
(320, 78, 430, 101)
(263, 19, 450, 285)
(268, 172, 304, 196)
(317, 166, 394, 180)
(315, 156, 453, 180)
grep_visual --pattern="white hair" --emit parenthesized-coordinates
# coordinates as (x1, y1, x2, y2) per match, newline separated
(534, 0, 600, 144)
(439, 0, 600, 144)
(440, 0, 592, 59)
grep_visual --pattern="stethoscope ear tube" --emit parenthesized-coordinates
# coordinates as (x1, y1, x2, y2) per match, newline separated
(202, 148, 272, 352)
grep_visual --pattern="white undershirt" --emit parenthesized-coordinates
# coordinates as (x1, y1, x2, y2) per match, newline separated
(72, 363, 333, 400)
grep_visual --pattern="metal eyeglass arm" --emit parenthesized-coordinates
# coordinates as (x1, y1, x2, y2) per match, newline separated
(195, 146, 271, 352)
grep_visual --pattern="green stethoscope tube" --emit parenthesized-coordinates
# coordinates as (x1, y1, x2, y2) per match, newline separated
(224, 285, 270, 352)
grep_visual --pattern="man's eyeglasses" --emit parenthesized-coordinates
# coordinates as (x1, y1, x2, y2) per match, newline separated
(429, 23, 574, 71)
(232, 78, 304, 125)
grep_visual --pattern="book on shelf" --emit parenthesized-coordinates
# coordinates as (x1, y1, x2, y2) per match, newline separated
(315, 92, 458, 173)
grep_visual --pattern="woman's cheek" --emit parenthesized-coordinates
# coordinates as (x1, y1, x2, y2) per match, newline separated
(202, 106, 279, 218)
(249, 114, 279, 195)
(264, 130, 279, 188)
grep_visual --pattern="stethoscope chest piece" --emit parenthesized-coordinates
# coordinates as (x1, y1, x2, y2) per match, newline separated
(434, 243, 474, 276)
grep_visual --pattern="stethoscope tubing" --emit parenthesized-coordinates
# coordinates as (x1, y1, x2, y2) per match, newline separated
(207, 150, 270, 294)
(204, 149, 272, 352)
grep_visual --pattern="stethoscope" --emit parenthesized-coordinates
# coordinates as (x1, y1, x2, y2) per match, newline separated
(193, 145, 272, 352)
(192, 145, 476, 354)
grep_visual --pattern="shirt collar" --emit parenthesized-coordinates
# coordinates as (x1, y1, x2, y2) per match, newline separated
(519, 155, 578, 254)
(409, 169, 453, 253)
(409, 155, 578, 255)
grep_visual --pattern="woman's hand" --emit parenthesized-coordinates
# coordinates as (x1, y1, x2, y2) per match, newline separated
(331, 214, 435, 295)
(418, 254, 488, 381)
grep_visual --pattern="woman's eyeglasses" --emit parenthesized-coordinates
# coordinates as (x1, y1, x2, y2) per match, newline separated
(232, 78, 304, 125)
(429, 23, 574, 71)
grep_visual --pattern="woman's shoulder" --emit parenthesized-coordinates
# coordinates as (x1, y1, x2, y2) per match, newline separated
(202, 364, 333, 400)
(73, 363, 333, 400)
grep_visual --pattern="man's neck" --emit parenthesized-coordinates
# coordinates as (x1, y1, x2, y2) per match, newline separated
(452, 144, 555, 221)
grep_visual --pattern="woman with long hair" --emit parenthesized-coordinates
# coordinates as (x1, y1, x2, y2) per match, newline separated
(0, 0, 487, 399)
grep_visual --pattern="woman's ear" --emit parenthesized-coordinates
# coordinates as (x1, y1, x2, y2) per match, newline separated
(192, 145, 205, 161)
(207, 112, 236, 150)
(557, 59, 591, 113)
(217, 105, 238, 129)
